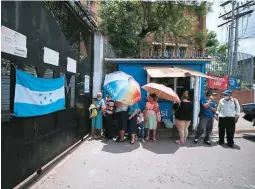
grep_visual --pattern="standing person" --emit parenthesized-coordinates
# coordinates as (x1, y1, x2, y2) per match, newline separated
(216, 90, 240, 148)
(137, 110, 145, 142)
(115, 101, 128, 142)
(144, 93, 160, 141)
(92, 92, 106, 139)
(194, 91, 216, 145)
(173, 91, 193, 144)
(103, 93, 115, 140)
(127, 103, 139, 144)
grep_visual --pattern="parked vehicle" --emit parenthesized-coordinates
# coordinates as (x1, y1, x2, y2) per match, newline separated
(242, 103, 255, 126)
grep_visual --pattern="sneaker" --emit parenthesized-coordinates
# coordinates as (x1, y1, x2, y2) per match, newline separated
(194, 138, 198, 143)
(204, 140, 211, 145)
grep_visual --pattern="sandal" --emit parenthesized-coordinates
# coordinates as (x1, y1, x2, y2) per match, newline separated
(116, 138, 125, 142)
(176, 140, 184, 144)
(130, 140, 136, 145)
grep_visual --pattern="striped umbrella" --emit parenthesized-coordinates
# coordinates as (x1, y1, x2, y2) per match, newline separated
(103, 71, 141, 105)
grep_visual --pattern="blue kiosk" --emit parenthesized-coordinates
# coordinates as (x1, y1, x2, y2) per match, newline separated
(105, 58, 213, 129)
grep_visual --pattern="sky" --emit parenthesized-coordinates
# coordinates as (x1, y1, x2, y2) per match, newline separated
(206, 0, 255, 56)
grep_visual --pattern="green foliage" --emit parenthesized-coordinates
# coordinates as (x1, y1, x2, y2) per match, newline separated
(99, 1, 210, 57)
(194, 31, 207, 49)
(206, 30, 220, 48)
(205, 30, 227, 55)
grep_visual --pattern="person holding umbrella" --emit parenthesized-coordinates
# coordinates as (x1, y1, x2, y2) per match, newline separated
(144, 93, 160, 141)
(115, 101, 129, 142)
(142, 83, 181, 141)
(103, 71, 142, 142)
(127, 103, 139, 144)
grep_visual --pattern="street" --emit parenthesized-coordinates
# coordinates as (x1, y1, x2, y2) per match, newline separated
(29, 136, 255, 189)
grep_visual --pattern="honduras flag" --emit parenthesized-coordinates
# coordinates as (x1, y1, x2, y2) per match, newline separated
(14, 69, 65, 117)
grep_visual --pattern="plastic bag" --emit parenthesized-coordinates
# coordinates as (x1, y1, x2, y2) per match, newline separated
(162, 119, 173, 129)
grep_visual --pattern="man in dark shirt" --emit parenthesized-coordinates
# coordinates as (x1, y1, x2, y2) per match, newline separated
(194, 91, 216, 145)
(103, 93, 115, 140)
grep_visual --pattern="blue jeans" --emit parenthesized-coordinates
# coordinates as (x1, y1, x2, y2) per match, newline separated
(138, 122, 145, 138)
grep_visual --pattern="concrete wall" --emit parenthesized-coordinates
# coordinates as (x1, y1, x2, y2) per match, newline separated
(214, 90, 254, 107)
(93, 32, 104, 98)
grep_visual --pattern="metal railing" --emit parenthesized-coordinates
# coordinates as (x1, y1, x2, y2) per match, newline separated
(206, 52, 254, 89)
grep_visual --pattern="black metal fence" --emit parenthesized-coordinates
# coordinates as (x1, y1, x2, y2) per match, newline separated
(206, 52, 254, 89)
(1, 1, 94, 188)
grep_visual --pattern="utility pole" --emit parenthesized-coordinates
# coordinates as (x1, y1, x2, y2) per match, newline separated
(233, 2, 239, 75)
(218, 0, 255, 76)
(228, 0, 235, 76)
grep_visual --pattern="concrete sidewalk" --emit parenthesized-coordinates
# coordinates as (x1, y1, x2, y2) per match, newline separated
(212, 113, 255, 135)
(28, 138, 255, 189)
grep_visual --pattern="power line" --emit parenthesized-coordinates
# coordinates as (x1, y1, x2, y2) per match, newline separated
(218, 1, 254, 19)
(218, 0, 255, 76)
(239, 15, 249, 39)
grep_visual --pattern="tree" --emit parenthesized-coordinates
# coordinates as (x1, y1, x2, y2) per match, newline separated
(205, 30, 227, 54)
(205, 30, 228, 76)
(99, 1, 211, 57)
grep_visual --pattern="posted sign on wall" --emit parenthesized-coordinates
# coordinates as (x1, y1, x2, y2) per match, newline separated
(1, 26, 27, 58)
(208, 74, 228, 90)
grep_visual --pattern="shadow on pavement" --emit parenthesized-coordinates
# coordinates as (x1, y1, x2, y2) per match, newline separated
(101, 137, 242, 155)
(243, 134, 255, 143)
(101, 140, 140, 154)
(220, 144, 241, 150)
(185, 140, 218, 148)
(141, 139, 180, 154)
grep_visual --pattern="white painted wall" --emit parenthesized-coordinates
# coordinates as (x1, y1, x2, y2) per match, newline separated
(193, 76, 201, 130)
(253, 84, 255, 103)
(93, 32, 104, 98)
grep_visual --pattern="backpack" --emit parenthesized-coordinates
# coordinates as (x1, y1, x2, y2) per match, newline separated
(89, 104, 98, 118)
(232, 98, 238, 111)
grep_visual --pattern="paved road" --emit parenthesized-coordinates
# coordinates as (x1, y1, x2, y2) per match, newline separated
(29, 136, 255, 189)
(213, 113, 255, 133)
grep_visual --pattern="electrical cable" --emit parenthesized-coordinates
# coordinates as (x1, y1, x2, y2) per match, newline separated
(239, 15, 249, 39)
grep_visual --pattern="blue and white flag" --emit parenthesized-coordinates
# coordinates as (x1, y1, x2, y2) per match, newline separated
(14, 69, 65, 117)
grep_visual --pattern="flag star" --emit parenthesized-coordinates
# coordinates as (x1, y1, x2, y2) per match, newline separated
(44, 96, 47, 100)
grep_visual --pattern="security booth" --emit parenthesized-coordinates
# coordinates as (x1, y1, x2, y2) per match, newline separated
(104, 58, 213, 130)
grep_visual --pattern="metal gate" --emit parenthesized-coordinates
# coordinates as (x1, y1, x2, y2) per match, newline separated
(206, 52, 254, 89)
(1, 1, 95, 188)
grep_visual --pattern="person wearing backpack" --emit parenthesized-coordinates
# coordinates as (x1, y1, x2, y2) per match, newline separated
(91, 92, 106, 139)
(215, 90, 240, 148)
(194, 91, 216, 145)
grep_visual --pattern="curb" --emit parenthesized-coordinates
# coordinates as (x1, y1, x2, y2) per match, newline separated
(212, 128, 255, 135)
(234, 128, 255, 134)
(13, 134, 91, 189)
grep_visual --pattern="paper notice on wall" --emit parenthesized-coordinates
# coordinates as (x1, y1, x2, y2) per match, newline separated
(43, 47, 59, 66)
(84, 75, 90, 93)
(67, 57, 77, 73)
(1, 26, 27, 58)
